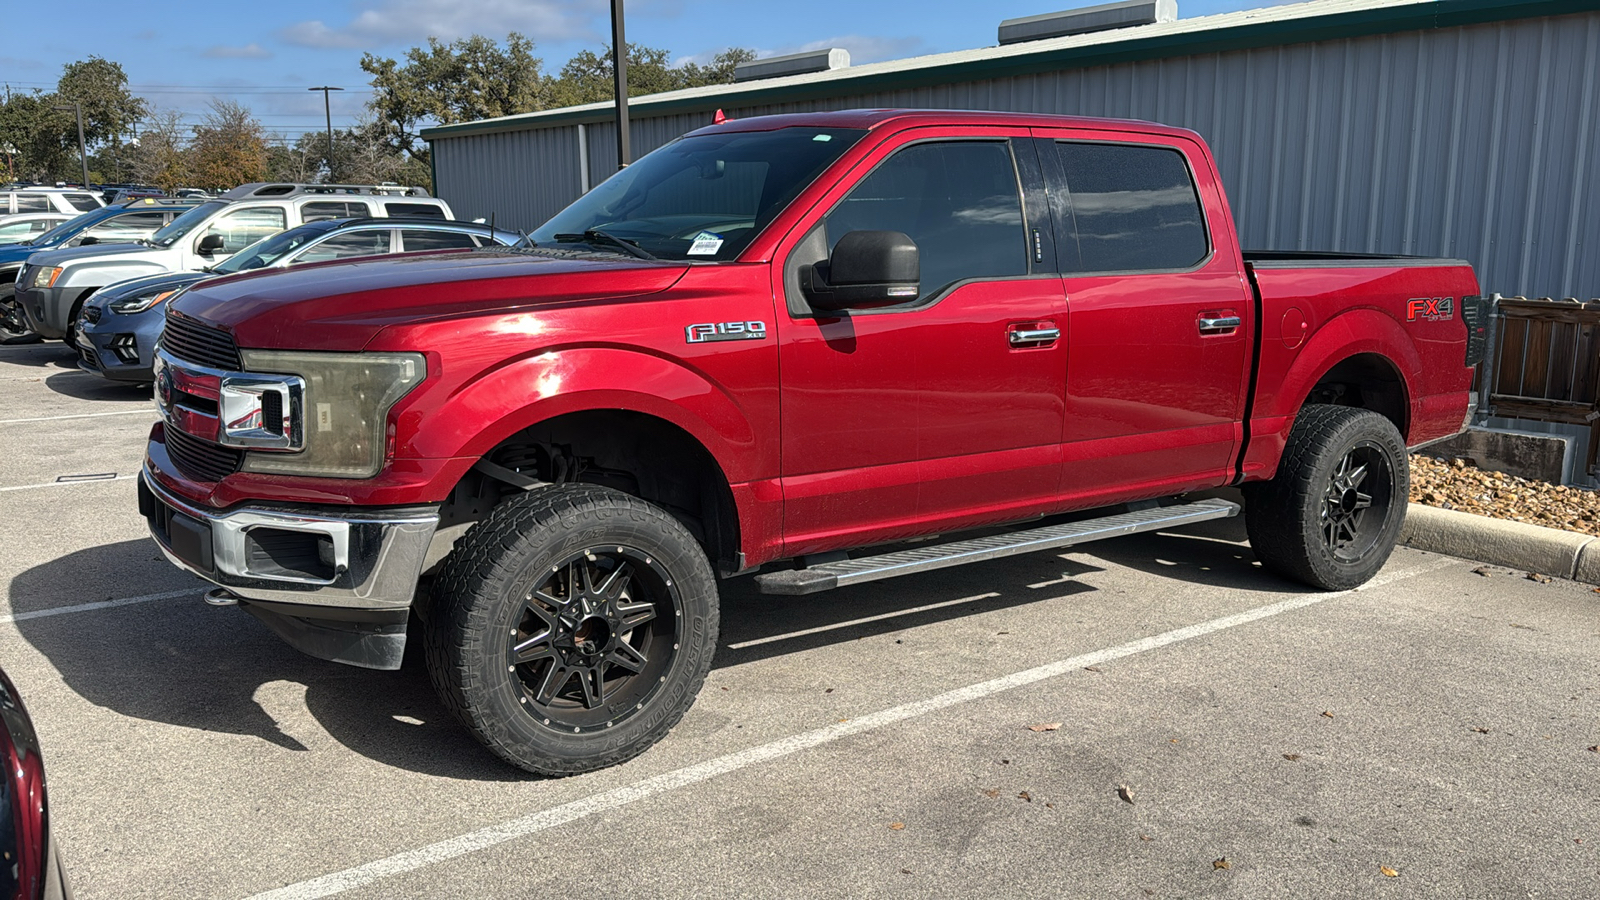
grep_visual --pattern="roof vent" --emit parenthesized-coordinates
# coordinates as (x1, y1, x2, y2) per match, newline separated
(734, 48, 851, 82)
(998, 0, 1176, 45)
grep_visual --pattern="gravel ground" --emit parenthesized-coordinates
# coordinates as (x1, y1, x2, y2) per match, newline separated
(1409, 453, 1600, 536)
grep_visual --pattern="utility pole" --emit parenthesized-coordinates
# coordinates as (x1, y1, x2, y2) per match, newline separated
(52, 102, 90, 189)
(308, 86, 343, 181)
(610, 0, 631, 168)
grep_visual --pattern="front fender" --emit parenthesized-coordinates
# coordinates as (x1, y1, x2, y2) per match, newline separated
(59, 257, 170, 289)
(393, 346, 763, 485)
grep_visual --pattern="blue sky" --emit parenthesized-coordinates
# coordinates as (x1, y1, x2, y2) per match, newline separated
(1, 0, 1272, 142)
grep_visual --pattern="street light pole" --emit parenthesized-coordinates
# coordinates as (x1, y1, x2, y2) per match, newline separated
(610, 0, 631, 168)
(308, 86, 343, 182)
(52, 102, 90, 189)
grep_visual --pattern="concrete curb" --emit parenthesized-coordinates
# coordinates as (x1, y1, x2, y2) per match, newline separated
(1400, 502, 1600, 584)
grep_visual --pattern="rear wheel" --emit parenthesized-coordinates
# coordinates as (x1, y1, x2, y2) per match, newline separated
(1243, 405, 1408, 590)
(424, 484, 719, 775)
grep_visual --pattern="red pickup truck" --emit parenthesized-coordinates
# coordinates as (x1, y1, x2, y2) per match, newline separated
(140, 110, 1486, 775)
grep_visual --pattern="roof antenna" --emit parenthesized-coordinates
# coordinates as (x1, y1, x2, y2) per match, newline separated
(490, 211, 496, 233)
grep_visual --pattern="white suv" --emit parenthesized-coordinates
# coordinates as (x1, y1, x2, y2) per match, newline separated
(1, 187, 105, 215)
(15, 183, 449, 340)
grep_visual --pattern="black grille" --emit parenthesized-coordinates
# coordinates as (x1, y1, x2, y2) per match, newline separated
(260, 390, 283, 435)
(160, 314, 241, 370)
(165, 427, 242, 483)
(77, 345, 99, 369)
(83, 305, 102, 324)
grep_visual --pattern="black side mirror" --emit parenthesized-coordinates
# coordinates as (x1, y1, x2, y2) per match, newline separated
(196, 234, 226, 255)
(801, 230, 919, 311)
(78, 236, 100, 246)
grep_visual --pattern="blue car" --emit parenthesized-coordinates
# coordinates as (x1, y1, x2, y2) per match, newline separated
(77, 216, 518, 383)
(0, 198, 199, 343)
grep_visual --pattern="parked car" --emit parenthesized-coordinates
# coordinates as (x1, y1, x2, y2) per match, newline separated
(0, 187, 102, 216)
(15, 183, 449, 343)
(78, 217, 518, 383)
(0, 214, 70, 247)
(0, 199, 205, 343)
(139, 109, 1486, 776)
(1, 665, 71, 900)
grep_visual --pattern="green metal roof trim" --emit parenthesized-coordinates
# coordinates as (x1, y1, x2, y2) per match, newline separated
(423, 0, 1599, 140)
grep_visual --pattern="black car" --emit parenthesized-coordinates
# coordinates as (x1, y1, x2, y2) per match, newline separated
(1, 666, 70, 899)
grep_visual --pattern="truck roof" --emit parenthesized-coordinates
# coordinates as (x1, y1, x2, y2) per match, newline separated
(686, 108, 1200, 141)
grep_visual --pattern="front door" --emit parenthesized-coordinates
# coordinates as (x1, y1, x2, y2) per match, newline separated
(775, 131, 1068, 555)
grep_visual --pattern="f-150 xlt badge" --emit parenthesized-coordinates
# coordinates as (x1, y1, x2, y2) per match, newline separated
(1406, 297, 1454, 322)
(686, 321, 767, 343)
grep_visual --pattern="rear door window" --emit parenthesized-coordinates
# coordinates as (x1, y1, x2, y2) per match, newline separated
(301, 200, 372, 222)
(383, 202, 445, 218)
(65, 193, 101, 211)
(199, 206, 287, 254)
(1053, 142, 1209, 273)
(295, 229, 392, 263)
(14, 194, 53, 212)
(398, 229, 477, 251)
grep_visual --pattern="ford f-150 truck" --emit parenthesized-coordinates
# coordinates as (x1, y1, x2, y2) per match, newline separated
(138, 110, 1488, 775)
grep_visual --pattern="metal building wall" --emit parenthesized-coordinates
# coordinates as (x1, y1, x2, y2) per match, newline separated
(431, 9, 1600, 298)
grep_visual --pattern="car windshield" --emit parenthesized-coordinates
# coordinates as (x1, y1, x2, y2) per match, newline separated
(149, 200, 228, 247)
(28, 210, 104, 247)
(213, 226, 328, 274)
(529, 127, 867, 261)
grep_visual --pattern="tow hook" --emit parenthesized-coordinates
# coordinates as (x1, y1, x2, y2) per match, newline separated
(203, 588, 241, 607)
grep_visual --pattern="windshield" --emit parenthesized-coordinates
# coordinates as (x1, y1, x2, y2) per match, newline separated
(530, 126, 867, 261)
(28, 210, 105, 247)
(213, 226, 328, 274)
(149, 200, 228, 247)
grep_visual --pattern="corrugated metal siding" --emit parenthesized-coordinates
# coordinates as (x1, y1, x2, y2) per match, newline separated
(432, 9, 1600, 297)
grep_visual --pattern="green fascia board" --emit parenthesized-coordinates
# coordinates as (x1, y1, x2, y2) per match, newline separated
(422, 0, 1600, 142)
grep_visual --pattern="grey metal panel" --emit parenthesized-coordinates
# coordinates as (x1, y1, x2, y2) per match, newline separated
(430, 9, 1600, 297)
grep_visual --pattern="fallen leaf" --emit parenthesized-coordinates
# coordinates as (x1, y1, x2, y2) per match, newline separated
(1283, 753, 1302, 761)
(1018, 791, 1033, 802)
(1587, 745, 1598, 753)
(1139, 834, 1153, 842)
(1472, 566, 1494, 577)
(824, 688, 833, 693)
(1117, 785, 1136, 805)
(899, 868, 912, 875)
(1526, 572, 1553, 583)
(1320, 711, 1335, 719)
(889, 822, 906, 831)
(1471, 726, 1490, 734)
(1026, 722, 1062, 732)
(996, 631, 1011, 635)
(982, 789, 1000, 799)
(1083, 665, 1103, 672)
(1169, 738, 1181, 744)
(1045, 802, 1055, 809)
(1380, 866, 1399, 877)
(1213, 858, 1231, 870)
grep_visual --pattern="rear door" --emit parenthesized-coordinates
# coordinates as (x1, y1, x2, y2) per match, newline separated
(1031, 128, 1253, 503)
(774, 128, 1068, 553)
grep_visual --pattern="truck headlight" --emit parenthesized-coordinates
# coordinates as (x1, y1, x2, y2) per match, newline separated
(109, 288, 179, 315)
(29, 266, 63, 289)
(237, 349, 426, 478)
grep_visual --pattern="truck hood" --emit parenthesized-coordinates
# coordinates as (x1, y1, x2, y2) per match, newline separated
(169, 250, 692, 352)
(17, 241, 154, 269)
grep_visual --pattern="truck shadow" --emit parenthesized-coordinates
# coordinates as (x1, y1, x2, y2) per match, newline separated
(10, 521, 1287, 780)
(0, 342, 76, 369)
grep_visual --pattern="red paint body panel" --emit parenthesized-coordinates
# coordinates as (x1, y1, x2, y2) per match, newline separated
(149, 109, 1479, 573)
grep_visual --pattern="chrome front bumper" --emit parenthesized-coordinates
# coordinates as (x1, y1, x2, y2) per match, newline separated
(139, 468, 439, 611)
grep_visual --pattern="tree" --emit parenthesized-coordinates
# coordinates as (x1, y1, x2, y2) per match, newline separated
(189, 100, 267, 191)
(362, 33, 551, 158)
(56, 57, 147, 149)
(128, 109, 191, 191)
(0, 88, 72, 182)
(548, 44, 756, 108)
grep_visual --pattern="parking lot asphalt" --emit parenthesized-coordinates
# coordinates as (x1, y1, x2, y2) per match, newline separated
(2, 342, 1597, 899)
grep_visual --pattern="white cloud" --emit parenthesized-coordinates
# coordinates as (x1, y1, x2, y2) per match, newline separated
(278, 0, 607, 50)
(203, 43, 274, 60)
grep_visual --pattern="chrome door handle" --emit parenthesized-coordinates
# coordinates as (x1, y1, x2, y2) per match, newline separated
(1008, 327, 1061, 345)
(1198, 316, 1241, 334)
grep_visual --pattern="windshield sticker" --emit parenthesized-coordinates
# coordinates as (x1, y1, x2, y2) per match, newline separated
(687, 232, 724, 256)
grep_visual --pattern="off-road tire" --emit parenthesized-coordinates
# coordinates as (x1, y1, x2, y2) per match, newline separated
(1243, 405, 1409, 590)
(424, 484, 719, 776)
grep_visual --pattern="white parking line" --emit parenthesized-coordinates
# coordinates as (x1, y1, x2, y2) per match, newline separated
(247, 557, 1458, 900)
(0, 409, 153, 425)
(727, 591, 1000, 649)
(0, 587, 196, 626)
(0, 475, 134, 492)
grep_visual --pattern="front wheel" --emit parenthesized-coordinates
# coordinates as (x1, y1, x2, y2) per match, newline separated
(424, 484, 719, 776)
(1243, 405, 1409, 590)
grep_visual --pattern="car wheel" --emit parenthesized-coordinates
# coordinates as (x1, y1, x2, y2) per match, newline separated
(425, 484, 719, 775)
(1243, 404, 1409, 591)
(0, 297, 40, 345)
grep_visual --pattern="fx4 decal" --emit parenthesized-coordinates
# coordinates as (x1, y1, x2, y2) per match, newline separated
(686, 321, 767, 343)
(1406, 297, 1455, 322)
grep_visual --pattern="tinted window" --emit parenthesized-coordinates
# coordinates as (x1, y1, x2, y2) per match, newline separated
(84, 210, 167, 243)
(301, 200, 369, 222)
(824, 141, 1027, 301)
(66, 193, 101, 211)
(384, 202, 444, 218)
(1055, 142, 1208, 273)
(296, 229, 392, 263)
(399, 229, 476, 251)
(14, 194, 52, 212)
(200, 206, 287, 254)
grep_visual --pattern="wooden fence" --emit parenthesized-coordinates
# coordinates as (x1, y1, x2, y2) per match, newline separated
(1479, 296, 1600, 475)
